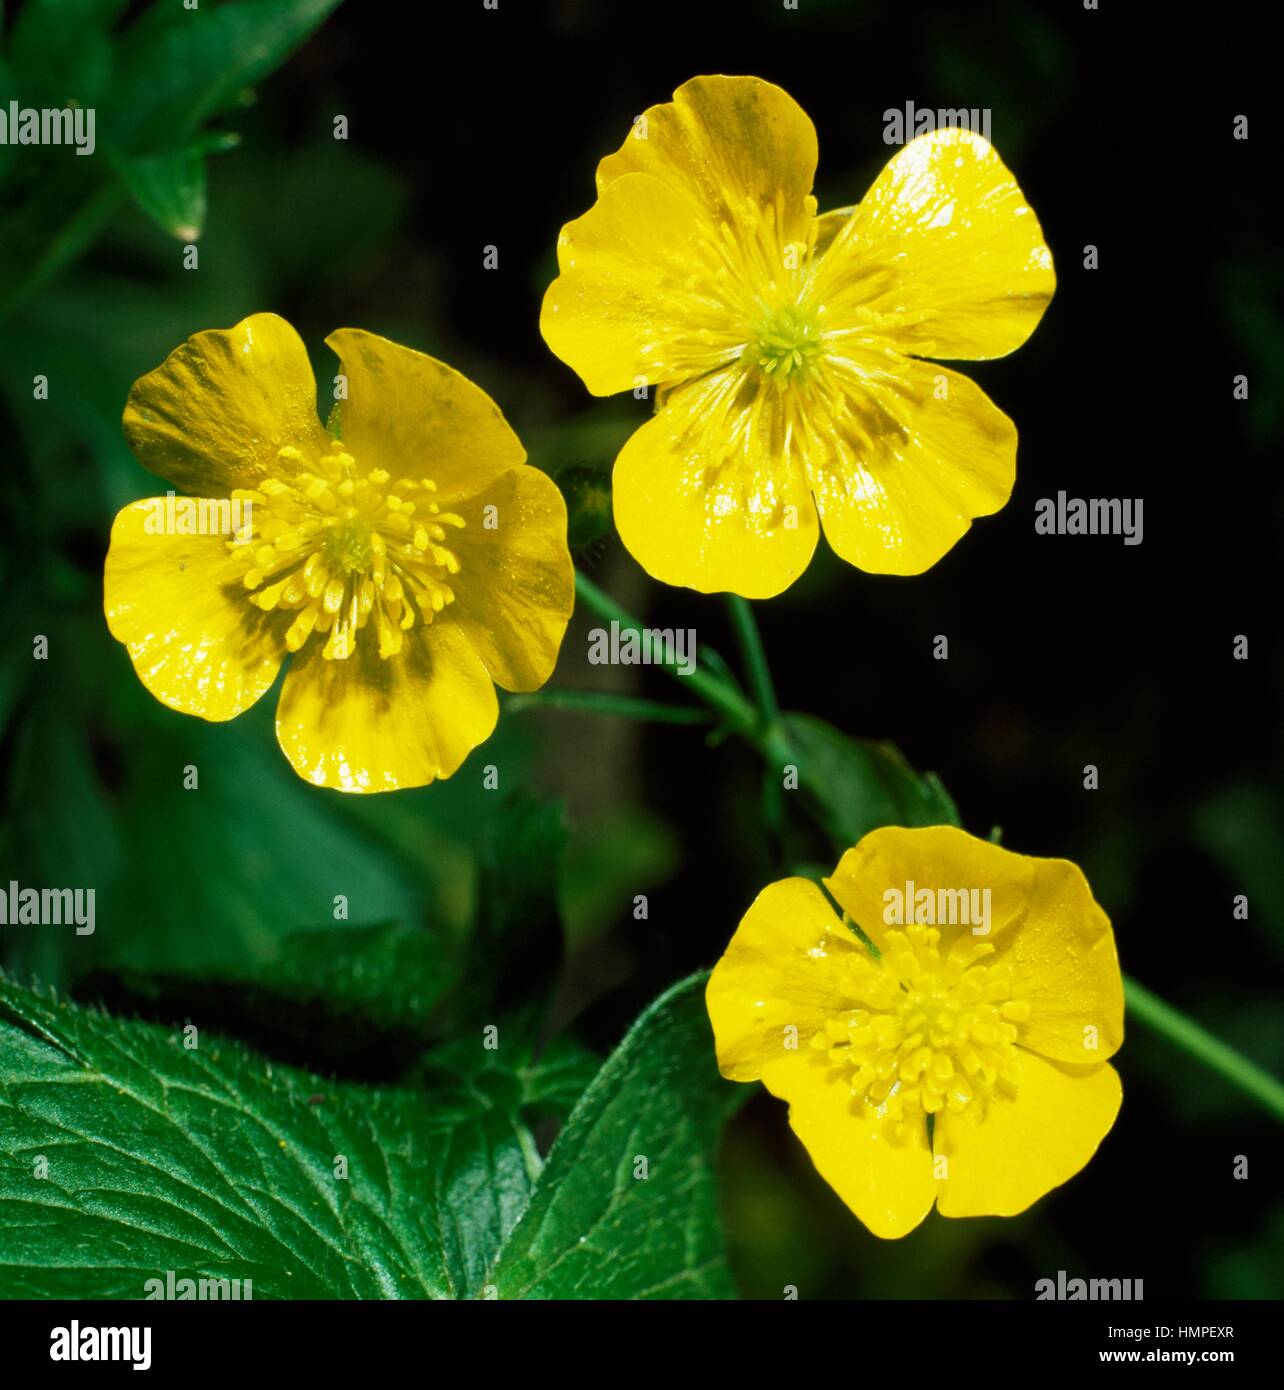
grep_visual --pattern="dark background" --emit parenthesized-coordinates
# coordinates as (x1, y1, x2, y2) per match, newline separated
(1, 0, 1280, 1298)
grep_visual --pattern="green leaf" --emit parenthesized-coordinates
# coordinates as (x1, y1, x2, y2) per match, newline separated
(490, 973, 738, 1299)
(784, 712, 961, 847)
(119, 148, 207, 240)
(0, 974, 581, 1298)
(79, 920, 459, 1074)
(113, 0, 344, 156)
(0, 972, 729, 1299)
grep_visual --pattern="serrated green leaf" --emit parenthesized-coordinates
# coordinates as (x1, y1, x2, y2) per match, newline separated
(784, 712, 961, 848)
(119, 148, 207, 240)
(80, 920, 459, 1074)
(490, 973, 738, 1300)
(0, 974, 575, 1299)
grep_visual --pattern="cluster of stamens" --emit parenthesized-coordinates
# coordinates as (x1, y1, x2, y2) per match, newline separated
(228, 440, 464, 661)
(812, 925, 1031, 1139)
(749, 301, 825, 385)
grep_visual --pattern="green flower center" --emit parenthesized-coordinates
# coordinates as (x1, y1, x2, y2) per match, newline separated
(749, 303, 824, 384)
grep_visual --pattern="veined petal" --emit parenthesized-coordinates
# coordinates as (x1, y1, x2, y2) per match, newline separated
(612, 365, 819, 598)
(813, 128, 1054, 361)
(808, 356, 1016, 575)
(596, 74, 817, 236)
(104, 499, 286, 721)
(545, 75, 820, 398)
(825, 825, 1037, 958)
(987, 857, 1124, 1065)
(275, 618, 498, 793)
(936, 1054, 1122, 1218)
(326, 329, 524, 505)
(448, 464, 574, 693)
(123, 313, 330, 497)
(827, 827, 1124, 1065)
(541, 171, 747, 395)
(761, 1050, 938, 1239)
(706, 877, 865, 1083)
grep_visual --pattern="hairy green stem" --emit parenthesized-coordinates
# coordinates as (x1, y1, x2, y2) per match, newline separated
(573, 567, 1284, 1126)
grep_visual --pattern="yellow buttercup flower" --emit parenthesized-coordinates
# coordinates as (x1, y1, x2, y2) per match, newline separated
(105, 313, 573, 793)
(706, 826, 1123, 1238)
(541, 76, 1055, 596)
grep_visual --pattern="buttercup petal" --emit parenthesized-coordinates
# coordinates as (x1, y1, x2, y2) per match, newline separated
(827, 826, 1124, 1065)
(988, 857, 1125, 1065)
(808, 357, 1016, 576)
(935, 1055, 1122, 1218)
(762, 1050, 938, 1239)
(541, 171, 747, 396)
(543, 75, 818, 397)
(825, 825, 1037, 958)
(275, 619, 498, 794)
(326, 329, 524, 505)
(447, 464, 575, 692)
(706, 877, 866, 1083)
(123, 313, 329, 497)
(595, 74, 817, 234)
(813, 128, 1055, 362)
(104, 499, 287, 721)
(612, 365, 820, 598)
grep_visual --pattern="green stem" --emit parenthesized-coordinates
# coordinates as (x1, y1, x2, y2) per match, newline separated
(1125, 977, 1284, 1123)
(573, 567, 1284, 1127)
(725, 595, 781, 727)
(574, 571, 760, 740)
(506, 688, 710, 726)
(725, 595, 792, 836)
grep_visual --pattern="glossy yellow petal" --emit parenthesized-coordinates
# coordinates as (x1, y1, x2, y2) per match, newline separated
(123, 313, 329, 497)
(761, 1050, 938, 1239)
(447, 464, 574, 692)
(983, 857, 1124, 1065)
(827, 826, 1124, 1064)
(541, 171, 746, 396)
(612, 365, 819, 597)
(595, 73, 817, 230)
(825, 825, 1036, 958)
(808, 356, 1016, 576)
(935, 1054, 1121, 1218)
(543, 75, 818, 397)
(813, 128, 1055, 361)
(104, 500, 286, 720)
(326, 329, 524, 504)
(274, 618, 497, 793)
(706, 877, 865, 1083)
